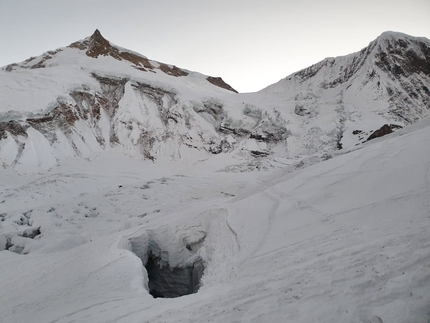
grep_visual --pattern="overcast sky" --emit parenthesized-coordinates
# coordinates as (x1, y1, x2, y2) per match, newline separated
(0, 0, 429, 92)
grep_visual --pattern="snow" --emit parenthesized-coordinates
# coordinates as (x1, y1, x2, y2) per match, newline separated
(1, 30, 430, 322)
(0, 117, 429, 322)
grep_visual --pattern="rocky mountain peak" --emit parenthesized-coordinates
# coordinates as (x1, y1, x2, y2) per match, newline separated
(86, 29, 112, 58)
(67, 30, 193, 77)
(275, 32, 430, 87)
(372, 31, 430, 78)
(91, 29, 104, 40)
(375, 31, 409, 42)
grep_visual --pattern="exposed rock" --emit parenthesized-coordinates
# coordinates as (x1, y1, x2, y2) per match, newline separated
(4, 63, 17, 72)
(85, 29, 113, 58)
(336, 136, 343, 150)
(69, 30, 190, 77)
(274, 32, 430, 126)
(219, 106, 288, 144)
(158, 63, 189, 77)
(132, 82, 178, 126)
(250, 150, 269, 157)
(69, 29, 155, 71)
(0, 120, 29, 139)
(375, 37, 430, 78)
(193, 101, 226, 128)
(91, 74, 128, 117)
(367, 124, 393, 141)
(219, 125, 251, 137)
(206, 76, 238, 93)
(20, 227, 41, 239)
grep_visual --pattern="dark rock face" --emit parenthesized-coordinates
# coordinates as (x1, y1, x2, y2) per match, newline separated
(367, 124, 393, 141)
(158, 63, 189, 77)
(375, 37, 430, 78)
(0, 120, 29, 139)
(85, 29, 112, 58)
(373, 36, 430, 123)
(206, 76, 238, 93)
(250, 150, 269, 157)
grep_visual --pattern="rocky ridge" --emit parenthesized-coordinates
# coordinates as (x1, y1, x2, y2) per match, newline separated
(259, 31, 430, 152)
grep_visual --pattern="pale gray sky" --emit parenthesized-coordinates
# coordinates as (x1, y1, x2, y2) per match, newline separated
(0, 0, 429, 92)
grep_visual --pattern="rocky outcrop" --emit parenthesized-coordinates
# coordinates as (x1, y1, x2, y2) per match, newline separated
(367, 124, 393, 141)
(373, 35, 430, 123)
(0, 120, 29, 139)
(374, 36, 430, 78)
(206, 76, 238, 93)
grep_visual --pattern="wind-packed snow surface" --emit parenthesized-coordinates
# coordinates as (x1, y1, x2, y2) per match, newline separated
(1, 118, 430, 322)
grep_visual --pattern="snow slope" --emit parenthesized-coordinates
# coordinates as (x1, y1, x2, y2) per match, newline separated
(0, 116, 429, 322)
(258, 31, 430, 154)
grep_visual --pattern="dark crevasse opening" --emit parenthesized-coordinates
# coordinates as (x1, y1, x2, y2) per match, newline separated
(145, 252, 204, 298)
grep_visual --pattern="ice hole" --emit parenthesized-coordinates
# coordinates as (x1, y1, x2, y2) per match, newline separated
(145, 252, 204, 298)
(128, 230, 206, 299)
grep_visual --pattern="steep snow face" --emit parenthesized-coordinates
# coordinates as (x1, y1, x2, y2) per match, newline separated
(262, 32, 430, 115)
(0, 30, 429, 172)
(259, 31, 430, 151)
(0, 30, 287, 172)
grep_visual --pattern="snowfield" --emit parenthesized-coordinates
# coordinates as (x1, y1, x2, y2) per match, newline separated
(1, 118, 429, 323)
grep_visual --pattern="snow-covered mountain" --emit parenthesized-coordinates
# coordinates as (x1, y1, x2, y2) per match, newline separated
(1, 30, 429, 172)
(259, 31, 430, 152)
(0, 30, 247, 172)
(1, 30, 430, 323)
